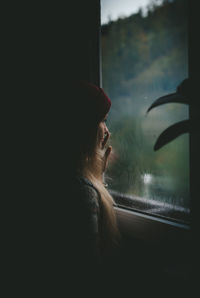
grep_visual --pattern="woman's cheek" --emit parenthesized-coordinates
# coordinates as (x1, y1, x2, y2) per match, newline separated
(98, 124, 104, 140)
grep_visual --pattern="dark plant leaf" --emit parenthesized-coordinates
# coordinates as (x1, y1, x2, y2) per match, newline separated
(146, 93, 188, 113)
(154, 119, 189, 151)
(146, 78, 190, 114)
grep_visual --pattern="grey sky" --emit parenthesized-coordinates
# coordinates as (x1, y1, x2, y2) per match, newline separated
(101, 0, 160, 24)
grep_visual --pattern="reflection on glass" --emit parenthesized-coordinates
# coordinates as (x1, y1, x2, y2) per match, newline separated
(101, 0, 189, 222)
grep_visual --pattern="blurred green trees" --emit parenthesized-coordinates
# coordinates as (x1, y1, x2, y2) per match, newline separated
(101, 0, 189, 207)
(101, 0, 188, 99)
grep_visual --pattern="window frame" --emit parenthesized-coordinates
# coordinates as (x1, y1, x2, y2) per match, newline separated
(114, 205, 190, 242)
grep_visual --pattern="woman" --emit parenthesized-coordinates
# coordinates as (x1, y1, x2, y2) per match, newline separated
(66, 81, 120, 262)
(24, 81, 119, 294)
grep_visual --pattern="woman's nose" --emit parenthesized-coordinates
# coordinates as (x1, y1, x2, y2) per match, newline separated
(104, 125, 109, 134)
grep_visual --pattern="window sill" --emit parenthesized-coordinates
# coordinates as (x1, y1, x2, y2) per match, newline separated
(114, 204, 190, 242)
(110, 189, 190, 225)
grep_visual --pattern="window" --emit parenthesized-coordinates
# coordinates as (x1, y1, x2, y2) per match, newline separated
(101, 0, 189, 224)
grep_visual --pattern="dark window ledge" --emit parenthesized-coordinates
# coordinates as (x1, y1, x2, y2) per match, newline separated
(110, 189, 190, 225)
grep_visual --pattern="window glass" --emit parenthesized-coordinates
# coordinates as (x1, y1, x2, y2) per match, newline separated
(101, 0, 189, 223)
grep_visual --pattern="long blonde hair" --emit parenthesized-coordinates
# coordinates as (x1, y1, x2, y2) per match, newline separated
(68, 80, 120, 254)
(82, 135, 120, 255)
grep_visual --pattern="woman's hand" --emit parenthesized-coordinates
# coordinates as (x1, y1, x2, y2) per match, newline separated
(98, 130, 112, 176)
(101, 132, 112, 173)
(96, 117, 112, 181)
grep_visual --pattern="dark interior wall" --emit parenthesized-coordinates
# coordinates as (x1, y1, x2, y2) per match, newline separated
(15, 1, 100, 99)
(8, 1, 101, 281)
(48, 1, 100, 84)
(15, 1, 101, 181)
(31, 2, 102, 200)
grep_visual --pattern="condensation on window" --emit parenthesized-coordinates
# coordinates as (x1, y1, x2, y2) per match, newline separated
(101, 0, 189, 223)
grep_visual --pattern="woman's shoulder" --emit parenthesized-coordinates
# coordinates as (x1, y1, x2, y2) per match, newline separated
(69, 175, 100, 209)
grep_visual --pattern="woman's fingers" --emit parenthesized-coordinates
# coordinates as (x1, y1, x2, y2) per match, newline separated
(105, 145, 112, 159)
(101, 131, 110, 149)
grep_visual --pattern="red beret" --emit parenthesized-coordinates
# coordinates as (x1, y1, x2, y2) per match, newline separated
(71, 80, 111, 123)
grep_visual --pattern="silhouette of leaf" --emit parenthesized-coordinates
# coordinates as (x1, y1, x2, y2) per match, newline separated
(146, 93, 188, 113)
(154, 119, 189, 151)
(146, 78, 190, 114)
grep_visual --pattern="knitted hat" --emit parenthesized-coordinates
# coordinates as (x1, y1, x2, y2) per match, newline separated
(71, 80, 111, 124)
